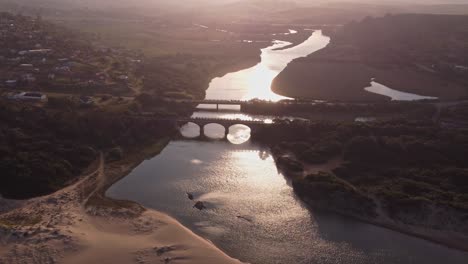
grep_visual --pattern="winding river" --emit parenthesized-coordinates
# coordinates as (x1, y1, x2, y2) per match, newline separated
(107, 31, 468, 264)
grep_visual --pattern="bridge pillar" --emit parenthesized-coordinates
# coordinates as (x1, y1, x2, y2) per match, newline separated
(249, 126, 256, 136)
(216, 104, 219, 111)
(225, 126, 229, 138)
(200, 124, 205, 137)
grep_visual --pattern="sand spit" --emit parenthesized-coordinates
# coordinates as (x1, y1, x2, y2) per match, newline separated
(0, 153, 244, 264)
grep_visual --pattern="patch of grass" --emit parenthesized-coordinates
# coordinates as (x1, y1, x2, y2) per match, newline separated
(0, 215, 42, 227)
(139, 137, 171, 158)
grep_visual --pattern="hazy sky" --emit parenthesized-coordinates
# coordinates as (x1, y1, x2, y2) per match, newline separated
(4, 0, 468, 13)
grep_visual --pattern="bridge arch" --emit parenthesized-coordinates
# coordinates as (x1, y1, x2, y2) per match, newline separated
(203, 123, 228, 139)
(227, 124, 252, 134)
(176, 117, 271, 141)
(180, 122, 202, 138)
(226, 124, 252, 144)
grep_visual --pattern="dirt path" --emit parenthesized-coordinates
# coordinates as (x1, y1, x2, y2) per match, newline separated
(81, 152, 105, 206)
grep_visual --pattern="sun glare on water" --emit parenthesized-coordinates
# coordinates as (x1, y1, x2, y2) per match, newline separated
(243, 64, 287, 101)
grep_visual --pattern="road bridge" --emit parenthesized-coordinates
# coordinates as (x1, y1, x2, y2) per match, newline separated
(135, 114, 275, 139)
(176, 117, 273, 137)
(166, 99, 252, 110)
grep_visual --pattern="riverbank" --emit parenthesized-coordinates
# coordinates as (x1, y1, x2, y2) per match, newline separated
(272, 60, 467, 102)
(271, 152, 468, 253)
(0, 142, 244, 264)
(259, 121, 468, 253)
(294, 181, 468, 253)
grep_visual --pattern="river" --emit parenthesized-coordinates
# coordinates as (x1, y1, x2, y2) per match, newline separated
(365, 81, 438, 101)
(107, 31, 468, 264)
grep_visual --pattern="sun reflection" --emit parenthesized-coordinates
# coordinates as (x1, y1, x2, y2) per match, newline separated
(243, 64, 281, 101)
(227, 125, 251, 145)
(204, 31, 329, 103)
(229, 151, 283, 189)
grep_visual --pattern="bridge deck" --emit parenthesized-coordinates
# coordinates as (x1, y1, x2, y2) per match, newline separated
(134, 114, 274, 126)
(171, 99, 250, 105)
(178, 117, 271, 125)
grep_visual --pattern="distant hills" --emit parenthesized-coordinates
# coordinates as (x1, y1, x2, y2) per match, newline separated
(3, 0, 468, 21)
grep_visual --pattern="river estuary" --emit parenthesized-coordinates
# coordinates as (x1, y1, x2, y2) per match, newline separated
(107, 31, 468, 264)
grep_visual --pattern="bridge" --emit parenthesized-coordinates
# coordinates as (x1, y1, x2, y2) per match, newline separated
(135, 114, 276, 139)
(176, 117, 273, 137)
(165, 99, 252, 110)
(163, 98, 351, 112)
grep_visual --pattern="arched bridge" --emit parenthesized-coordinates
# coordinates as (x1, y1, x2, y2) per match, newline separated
(177, 117, 274, 137)
(134, 113, 275, 139)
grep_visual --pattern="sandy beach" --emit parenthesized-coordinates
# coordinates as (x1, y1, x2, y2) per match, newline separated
(0, 152, 243, 264)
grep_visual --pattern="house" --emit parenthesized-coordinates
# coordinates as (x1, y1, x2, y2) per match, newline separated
(79, 96, 94, 105)
(19, 64, 34, 68)
(5, 80, 17, 87)
(21, 73, 36, 82)
(55, 66, 71, 72)
(8, 92, 47, 102)
(454, 65, 468, 72)
(28, 49, 52, 55)
(118, 75, 129, 80)
(8, 57, 21, 62)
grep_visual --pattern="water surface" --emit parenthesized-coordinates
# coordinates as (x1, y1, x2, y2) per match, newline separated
(365, 81, 438, 101)
(108, 140, 468, 264)
(108, 31, 467, 264)
(204, 30, 330, 102)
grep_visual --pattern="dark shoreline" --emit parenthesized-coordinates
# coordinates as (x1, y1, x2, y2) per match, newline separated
(100, 134, 468, 255)
(267, 150, 468, 253)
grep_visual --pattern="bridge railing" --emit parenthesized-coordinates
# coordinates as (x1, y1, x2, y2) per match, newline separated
(178, 117, 270, 124)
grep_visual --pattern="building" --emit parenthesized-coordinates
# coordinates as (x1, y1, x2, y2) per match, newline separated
(21, 73, 36, 82)
(118, 75, 129, 80)
(79, 96, 94, 105)
(8, 92, 47, 102)
(454, 65, 468, 72)
(5, 80, 17, 87)
(19, 64, 34, 68)
(28, 49, 52, 56)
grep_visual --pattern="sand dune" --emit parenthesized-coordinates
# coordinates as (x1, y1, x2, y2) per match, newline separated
(0, 154, 243, 264)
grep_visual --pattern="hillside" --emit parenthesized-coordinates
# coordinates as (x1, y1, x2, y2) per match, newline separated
(272, 14, 468, 101)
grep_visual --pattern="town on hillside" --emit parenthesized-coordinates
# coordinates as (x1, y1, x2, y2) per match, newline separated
(0, 12, 143, 105)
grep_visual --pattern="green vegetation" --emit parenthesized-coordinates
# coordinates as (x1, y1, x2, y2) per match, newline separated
(0, 214, 42, 227)
(255, 118, 468, 235)
(140, 53, 260, 100)
(0, 99, 176, 199)
(293, 171, 378, 218)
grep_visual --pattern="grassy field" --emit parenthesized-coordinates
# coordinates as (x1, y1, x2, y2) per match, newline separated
(54, 17, 267, 57)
